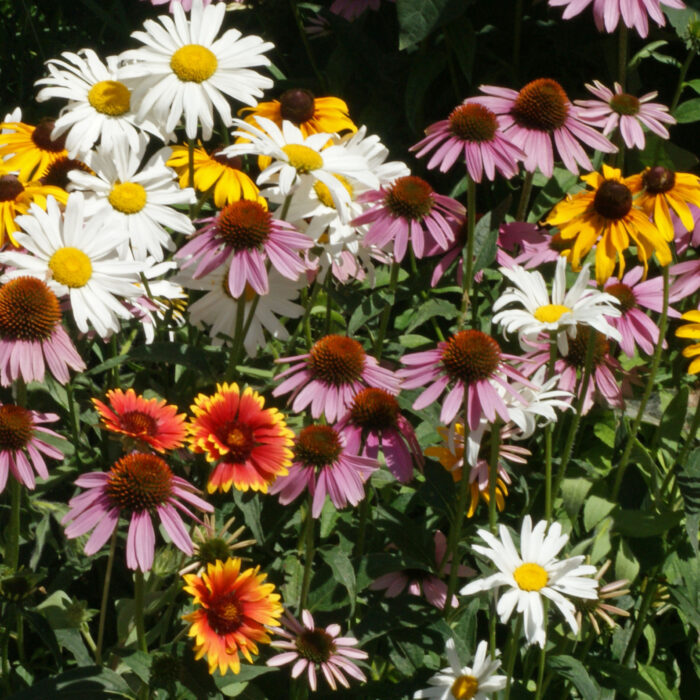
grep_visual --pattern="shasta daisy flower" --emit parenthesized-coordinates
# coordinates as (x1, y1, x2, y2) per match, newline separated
(267, 609, 367, 691)
(414, 638, 507, 700)
(62, 452, 213, 571)
(120, 0, 274, 140)
(187, 383, 294, 494)
(0, 404, 64, 492)
(676, 310, 700, 374)
(176, 198, 311, 298)
(268, 424, 377, 518)
(461, 516, 598, 647)
(478, 78, 615, 177)
(0, 276, 85, 386)
(545, 164, 672, 284)
(273, 334, 400, 423)
(576, 81, 675, 150)
(411, 99, 523, 182)
(93, 388, 187, 453)
(183, 557, 282, 675)
(0, 119, 68, 181)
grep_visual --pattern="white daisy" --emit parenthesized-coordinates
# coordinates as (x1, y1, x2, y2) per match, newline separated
(68, 134, 194, 261)
(414, 638, 506, 700)
(34, 49, 162, 158)
(461, 516, 598, 648)
(0, 194, 143, 338)
(492, 256, 621, 354)
(119, 0, 274, 140)
(177, 263, 305, 355)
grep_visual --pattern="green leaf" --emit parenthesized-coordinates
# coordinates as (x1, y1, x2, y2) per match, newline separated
(7, 666, 131, 699)
(674, 98, 700, 123)
(396, 0, 450, 50)
(547, 655, 601, 700)
(22, 609, 63, 667)
(629, 40, 670, 68)
(684, 79, 700, 95)
(615, 538, 640, 583)
(319, 548, 357, 615)
(636, 662, 681, 699)
(612, 509, 682, 538)
(561, 478, 593, 521)
(652, 387, 689, 449)
(404, 298, 457, 334)
(348, 290, 393, 335)
(232, 491, 264, 546)
(398, 334, 432, 349)
(583, 495, 616, 531)
(677, 448, 700, 553)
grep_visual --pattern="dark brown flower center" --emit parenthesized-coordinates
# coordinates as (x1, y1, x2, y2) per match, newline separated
(0, 174, 24, 202)
(350, 387, 399, 430)
(294, 425, 342, 468)
(106, 453, 173, 512)
(605, 282, 636, 313)
(593, 180, 632, 220)
(120, 411, 158, 437)
(30, 120, 66, 152)
(308, 335, 365, 385)
(642, 166, 675, 194)
(441, 330, 502, 384)
(0, 405, 33, 451)
(383, 176, 434, 220)
(216, 200, 271, 251)
(511, 78, 569, 132)
(218, 421, 255, 462)
(40, 157, 91, 189)
(295, 628, 336, 664)
(206, 591, 242, 635)
(279, 88, 316, 124)
(565, 326, 608, 368)
(0, 277, 61, 341)
(609, 93, 640, 116)
(210, 148, 243, 170)
(449, 103, 498, 142)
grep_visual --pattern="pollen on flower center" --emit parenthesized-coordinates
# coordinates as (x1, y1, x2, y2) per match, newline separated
(441, 330, 502, 385)
(0, 405, 34, 451)
(120, 411, 158, 437)
(449, 103, 498, 142)
(593, 179, 632, 220)
(609, 92, 640, 116)
(642, 166, 676, 194)
(350, 387, 399, 430)
(566, 326, 608, 368)
(313, 174, 353, 209)
(294, 425, 342, 468)
(513, 562, 548, 591)
(0, 277, 61, 341)
(534, 303, 572, 323)
(216, 200, 271, 251)
(87, 80, 131, 116)
(384, 176, 435, 220)
(48, 247, 93, 288)
(220, 421, 255, 461)
(0, 174, 24, 202)
(279, 88, 316, 124)
(511, 78, 569, 132)
(170, 44, 218, 83)
(207, 592, 242, 635)
(308, 335, 366, 385)
(282, 144, 323, 173)
(451, 674, 480, 700)
(30, 119, 67, 152)
(605, 283, 636, 313)
(106, 452, 173, 512)
(109, 181, 147, 214)
(295, 628, 336, 664)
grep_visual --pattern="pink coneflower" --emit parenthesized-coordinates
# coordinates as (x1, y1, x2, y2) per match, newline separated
(478, 78, 616, 177)
(267, 424, 377, 518)
(603, 267, 679, 356)
(670, 258, 700, 302)
(176, 200, 312, 297)
(0, 276, 85, 387)
(339, 387, 423, 483)
(0, 404, 64, 492)
(62, 452, 213, 571)
(398, 330, 533, 429)
(505, 224, 572, 269)
(267, 609, 367, 691)
(548, 0, 686, 38)
(411, 100, 523, 182)
(576, 81, 675, 149)
(141, 0, 213, 13)
(673, 204, 700, 255)
(273, 334, 399, 423)
(352, 175, 464, 261)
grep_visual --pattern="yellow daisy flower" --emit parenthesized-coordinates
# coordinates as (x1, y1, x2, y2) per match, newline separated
(166, 143, 261, 209)
(0, 119, 68, 181)
(676, 310, 700, 374)
(546, 163, 672, 284)
(625, 166, 700, 242)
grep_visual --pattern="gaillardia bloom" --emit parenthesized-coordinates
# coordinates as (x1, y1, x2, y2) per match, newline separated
(63, 452, 213, 571)
(0, 404, 64, 492)
(273, 335, 400, 423)
(187, 383, 294, 494)
(0, 119, 68, 180)
(676, 310, 700, 374)
(93, 388, 187, 453)
(546, 164, 672, 284)
(183, 557, 282, 675)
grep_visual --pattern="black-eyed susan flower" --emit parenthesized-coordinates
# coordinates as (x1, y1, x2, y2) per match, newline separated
(0, 119, 68, 181)
(676, 310, 700, 374)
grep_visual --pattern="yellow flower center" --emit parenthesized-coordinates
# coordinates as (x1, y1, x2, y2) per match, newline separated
(170, 44, 218, 83)
(87, 80, 131, 116)
(451, 675, 480, 700)
(108, 182, 147, 214)
(282, 144, 323, 173)
(48, 247, 93, 288)
(513, 562, 549, 591)
(534, 304, 572, 323)
(313, 175, 353, 208)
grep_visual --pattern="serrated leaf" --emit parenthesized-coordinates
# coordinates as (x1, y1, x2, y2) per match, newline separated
(396, 0, 450, 50)
(547, 655, 601, 700)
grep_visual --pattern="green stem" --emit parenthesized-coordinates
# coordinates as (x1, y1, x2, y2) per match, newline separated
(299, 500, 315, 611)
(489, 600, 497, 656)
(618, 24, 628, 91)
(374, 261, 400, 359)
(285, 280, 321, 355)
(621, 577, 658, 667)
(503, 616, 523, 700)
(409, 250, 445, 342)
(670, 50, 696, 113)
(5, 479, 21, 570)
(488, 421, 501, 534)
(515, 171, 534, 222)
(612, 267, 669, 501)
(544, 334, 558, 521)
(1, 628, 10, 694)
(533, 629, 548, 700)
(225, 295, 247, 381)
(354, 493, 371, 562)
(95, 530, 118, 666)
(134, 571, 148, 654)
(459, 177, 477, 327)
